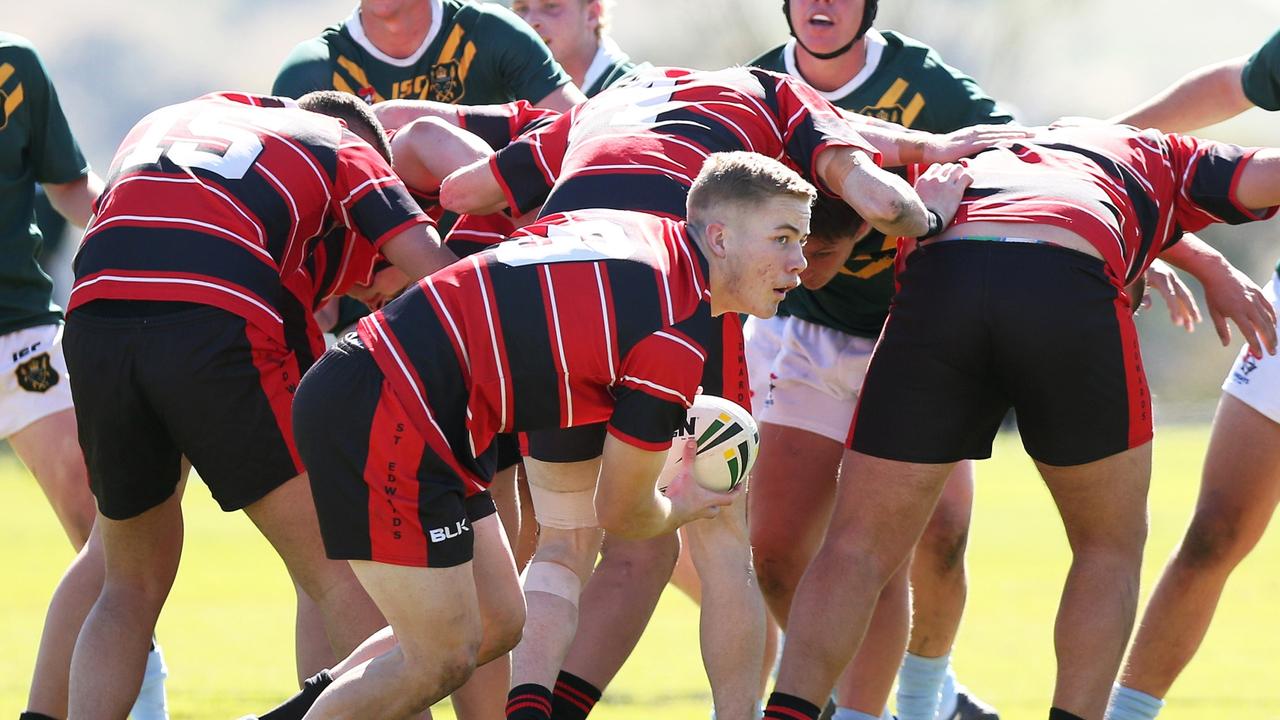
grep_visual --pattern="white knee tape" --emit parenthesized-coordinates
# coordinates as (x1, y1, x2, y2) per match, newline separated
(522, 561, 582, 605)
(528, 483, 598, 529)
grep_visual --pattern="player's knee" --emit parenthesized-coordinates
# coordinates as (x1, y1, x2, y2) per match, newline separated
(1178, 506, 1257, 570)
(403, 642, 479, 712)
(918, 517, 970, 576)
(600, 533, 679, 583)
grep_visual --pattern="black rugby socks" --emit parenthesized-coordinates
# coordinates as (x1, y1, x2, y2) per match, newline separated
(19, 713, 59, 720)
(507, 683, 554, 720)
(257, 669, 334, 720)
(1049, 709, 1086, 720)
(764, 691, 822, 720)
(550, 671, 602, 719)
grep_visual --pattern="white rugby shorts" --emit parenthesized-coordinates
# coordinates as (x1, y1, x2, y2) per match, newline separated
(1222, 272, 1280, 424)
(744, 314, 877, 443)
(0, 323, 74, 438)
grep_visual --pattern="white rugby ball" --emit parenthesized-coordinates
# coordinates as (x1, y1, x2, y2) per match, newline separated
(661, 395, 760, 492)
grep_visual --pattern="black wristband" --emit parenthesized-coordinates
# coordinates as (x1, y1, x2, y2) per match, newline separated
(920, 208, 946, 239)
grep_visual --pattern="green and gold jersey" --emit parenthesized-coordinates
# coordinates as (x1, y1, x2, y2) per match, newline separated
(272, 0, 572, 105)
(581, 37, 640, 98)
(1243, 29, 1280, 112)
(0, 33, 88, 335)
(751, 29, 1012, 338)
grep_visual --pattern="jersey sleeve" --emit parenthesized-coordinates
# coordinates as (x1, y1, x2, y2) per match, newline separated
(770, 73, 883, 186)
(19, 42, 89, 184)
(489, 109, 571, 215)
(478, 4, 574, 103)
(271, 37, 336, 98)
(332, 131, 434, 250)
(1242, 29, 1280, 111)
(607, 321, 710, 451)
(1165, 133, 1280, 233)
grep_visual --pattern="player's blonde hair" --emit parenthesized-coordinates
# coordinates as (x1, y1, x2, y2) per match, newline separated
(686, 152, 817, 225)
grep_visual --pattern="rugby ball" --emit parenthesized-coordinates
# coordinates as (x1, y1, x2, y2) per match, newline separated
(661, 395, 760, 492)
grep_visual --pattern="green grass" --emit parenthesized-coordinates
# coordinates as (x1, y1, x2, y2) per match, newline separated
(2, 427, 1278, 718)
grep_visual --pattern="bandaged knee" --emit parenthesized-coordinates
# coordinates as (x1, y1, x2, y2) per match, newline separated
(528, 483, 598, 529)
(522, 561, 582, 605)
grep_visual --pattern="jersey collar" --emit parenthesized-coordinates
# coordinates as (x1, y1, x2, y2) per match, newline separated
(783, 28, 886, 102)
(346, 0, 445, 68)
(582, 36, 629, 94)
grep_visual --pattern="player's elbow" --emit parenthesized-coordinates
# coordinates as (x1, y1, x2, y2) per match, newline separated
(861, 195, 927, 238)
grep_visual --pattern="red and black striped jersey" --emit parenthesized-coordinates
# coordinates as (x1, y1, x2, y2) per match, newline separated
(950, 125, 1279, 284)
(357, 209, 717, 488)
(70, 92, 431, 345)
(488, 66, 880, 219)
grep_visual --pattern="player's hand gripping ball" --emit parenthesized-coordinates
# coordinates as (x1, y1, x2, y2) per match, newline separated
(660, 395, 760, 492)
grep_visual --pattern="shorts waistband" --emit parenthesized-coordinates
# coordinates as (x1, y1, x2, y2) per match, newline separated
(931, 235, 1054, 246)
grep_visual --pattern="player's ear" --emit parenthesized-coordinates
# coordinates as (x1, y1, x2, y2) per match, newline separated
(705, 221, 730, 259)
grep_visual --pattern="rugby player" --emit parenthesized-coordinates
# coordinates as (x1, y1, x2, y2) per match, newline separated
(60, 90, 454, 720)
(273, 0, 584, 110)
(0, 32, 170, 720)
(262, 152, 817, 720)
(1104, 28, 1280, 720)
(511, 0, 641, 98)
(273, 3, 582, 698)
(747, 3, 1011, 717)
(441, 64, 1024, 719)
(762, 123, 1280, 720)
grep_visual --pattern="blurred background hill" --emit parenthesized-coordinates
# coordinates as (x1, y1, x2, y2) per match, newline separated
(9, 0, 1280, 416)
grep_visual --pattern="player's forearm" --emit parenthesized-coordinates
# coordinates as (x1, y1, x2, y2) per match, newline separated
(1111, 58, 1253, 132)
(373, 100, 461, 132)
(597, 439, 679, 539)
(837, 117, 923, 166)
(43, 172, 104, 228)
(1160, 232, 1232, 284)
(818, 148, 929, 237)
(535, 83, 587, 111)
(380, 224, 458, 281)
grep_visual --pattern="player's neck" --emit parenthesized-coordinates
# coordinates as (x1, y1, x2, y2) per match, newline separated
(361, 3, 434, 59)
(561, 37, 602, 89)
(794, 39, 868, 93)
(686, 225, 729, 317)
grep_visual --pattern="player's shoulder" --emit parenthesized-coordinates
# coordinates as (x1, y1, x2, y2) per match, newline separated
(876, 31, 963, 78)
(0, 32, 47, 72)
(444, 0, 526, 32)
(274, 24, 348, 93)
(746, 45, 788, 73)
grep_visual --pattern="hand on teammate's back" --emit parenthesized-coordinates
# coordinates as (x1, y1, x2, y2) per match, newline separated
(911, 163, 973, 229)
(923, 124, 1035, 164)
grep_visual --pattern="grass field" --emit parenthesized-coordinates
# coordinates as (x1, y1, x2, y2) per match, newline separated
(3, 426, 1278, 719)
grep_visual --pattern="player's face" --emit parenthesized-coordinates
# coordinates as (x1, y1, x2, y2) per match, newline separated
(799, 231, 859, 290)
(789, 0, 865, 56)
(513, 0, 599, 57)
(348, 265, 412, 311)
(719, 195, 810, 318)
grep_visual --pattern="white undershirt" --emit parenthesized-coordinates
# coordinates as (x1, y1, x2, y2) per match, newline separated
(782, 28, 887, 102)
(344, 0, 445, 68)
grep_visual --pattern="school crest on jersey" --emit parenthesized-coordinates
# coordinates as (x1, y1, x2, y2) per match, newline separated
(430, 61, 463, 103)
(858, 103, 904, 125)
(15, 352, 59, 393)
(357, 85, 378, 105)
